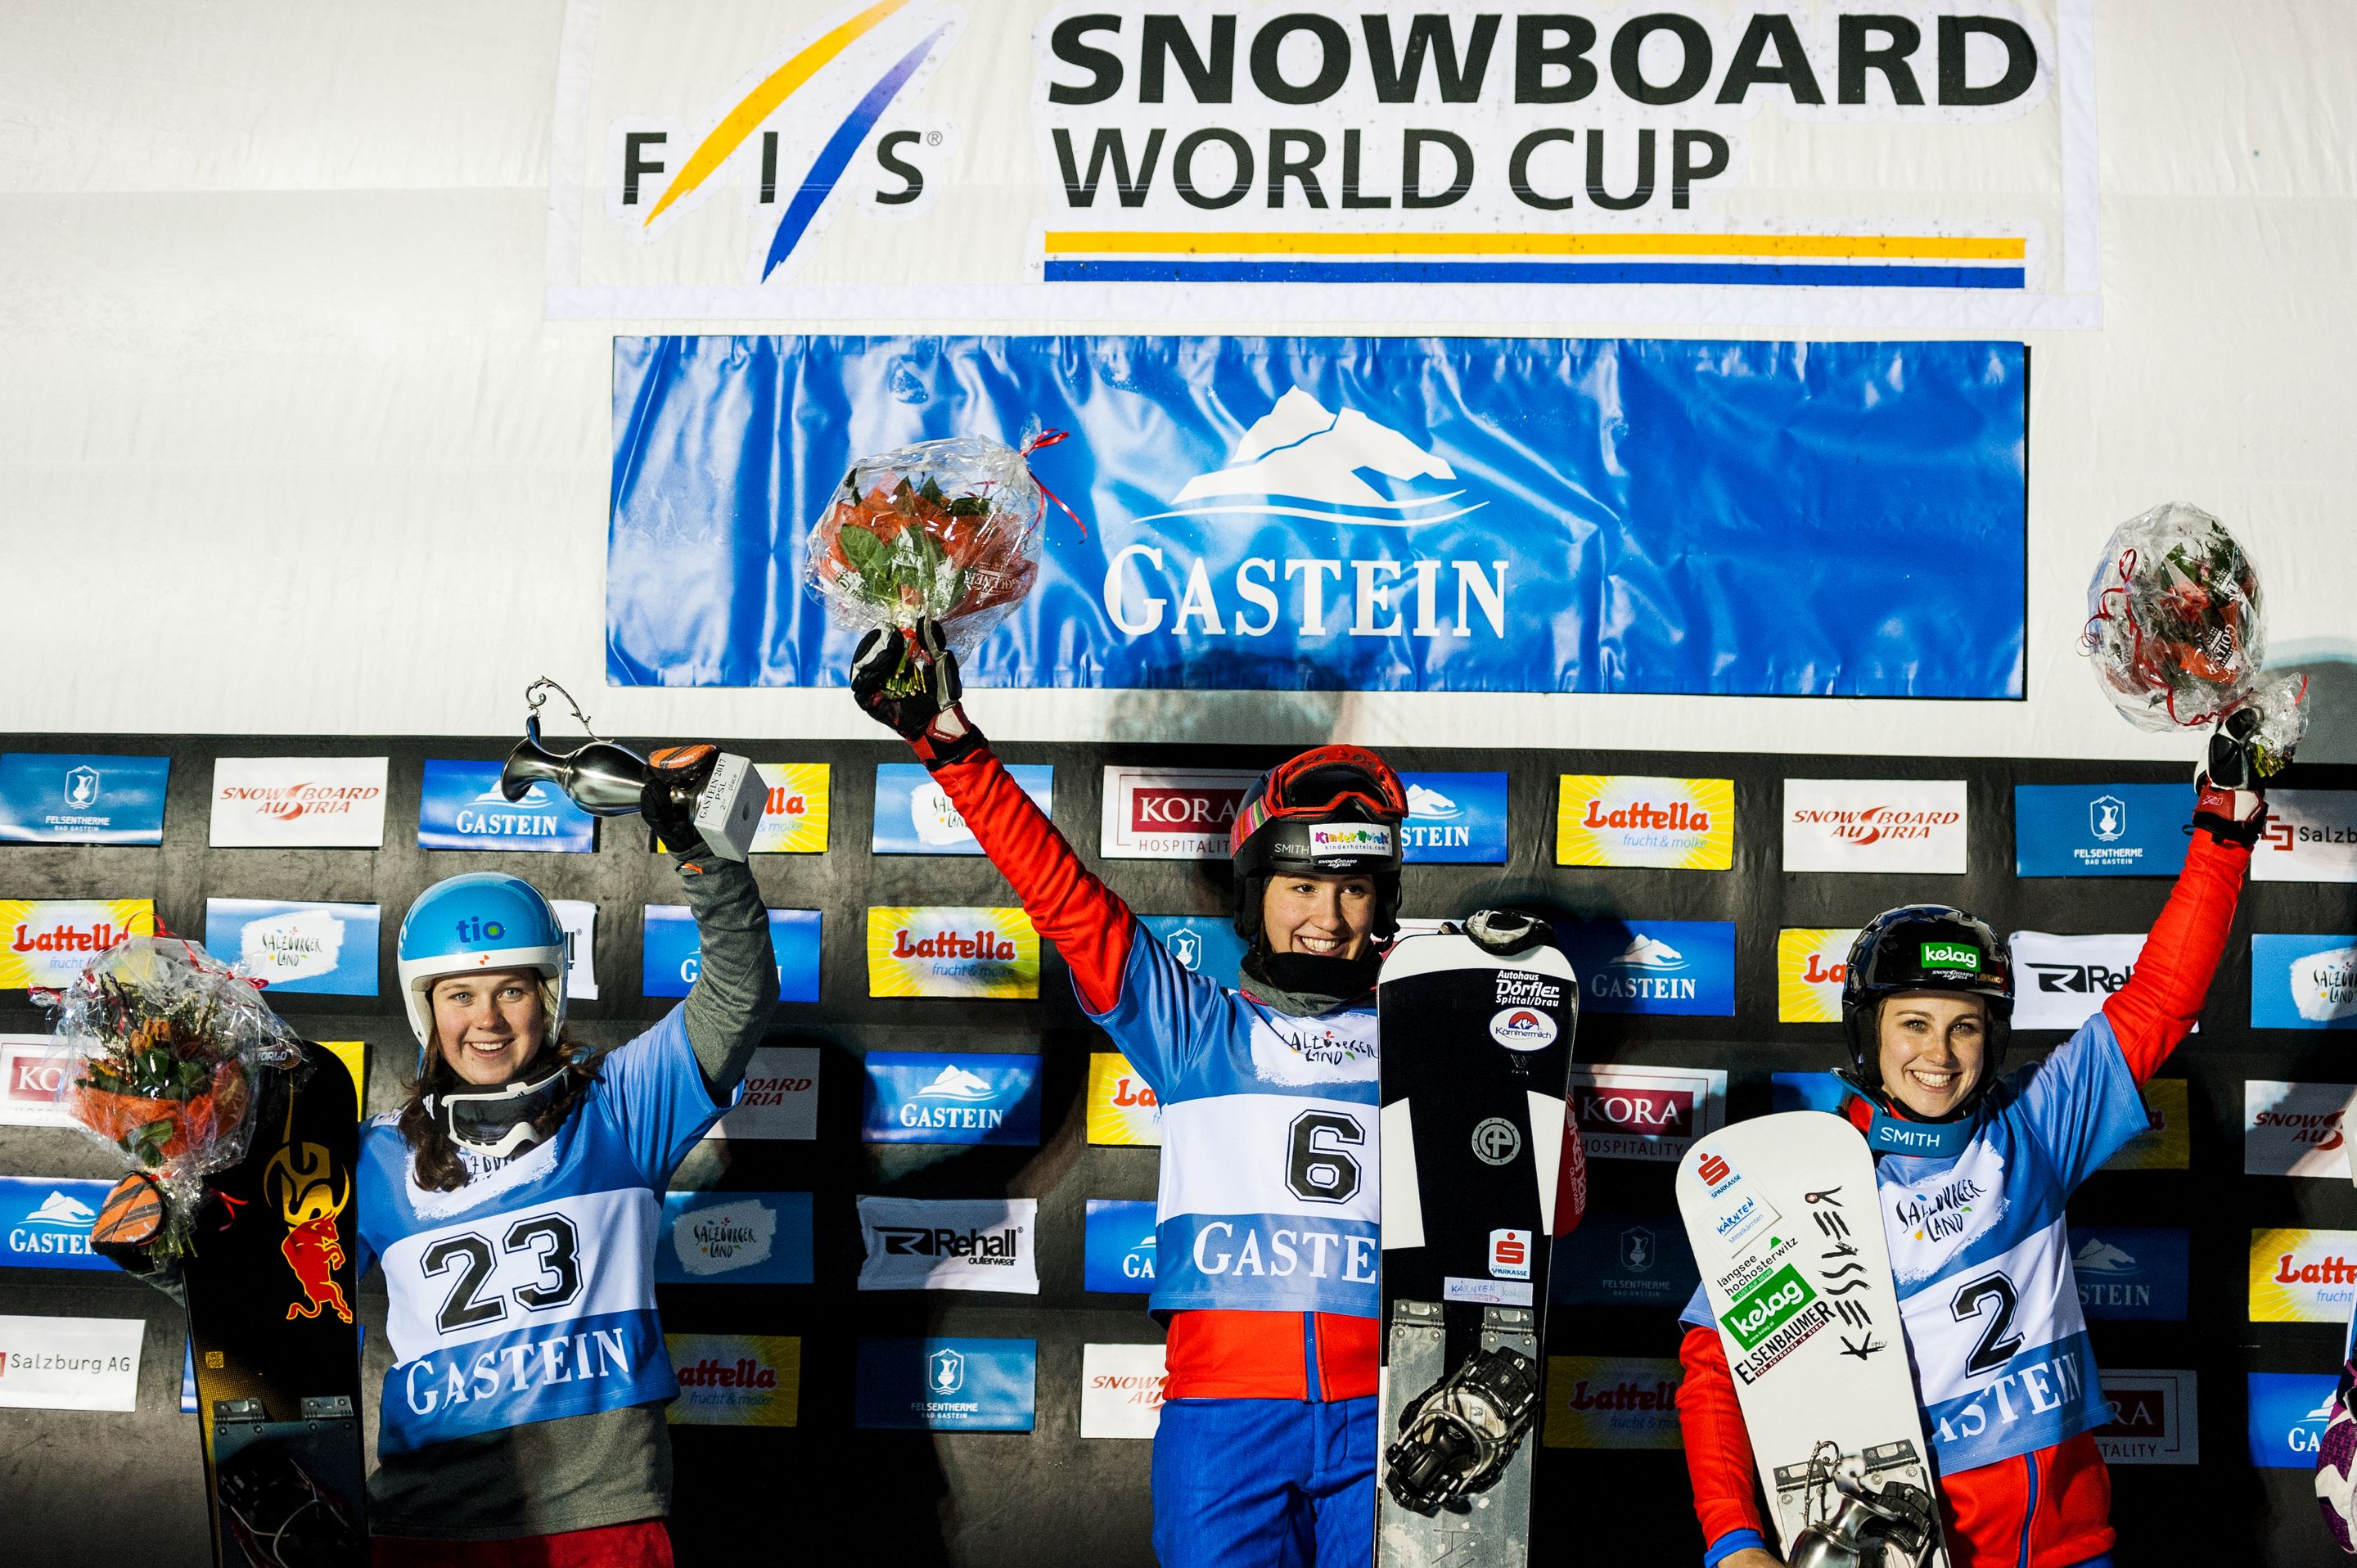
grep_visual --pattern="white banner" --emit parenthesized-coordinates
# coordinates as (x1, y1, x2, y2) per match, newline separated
(2007, 931, 2144, 1031)
(1080, 1342, 1169, 1439)
(0, 1036, 75, 1129)
(208, 757, 389, 848)
(705, 1045, 819, 1141)
(1782, 779, 1967, 873)
(0, 1314, 145, 1412)
(550, 0, 2098, 331)
(552, 899, 601, 1002)
(1099, 767, 1258, 859)
(857, 1196, 1039, 1294)
(2243, 1081, 2357, 1179)
(2252, 791, 2357, 885)
(1568, 1064, 1727, 1163)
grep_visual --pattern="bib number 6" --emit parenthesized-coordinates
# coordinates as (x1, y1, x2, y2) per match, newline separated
(1284, 1111, 1364, 1205)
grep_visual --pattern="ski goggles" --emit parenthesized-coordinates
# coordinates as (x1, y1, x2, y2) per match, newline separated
(428, 1066, 570, 1157)
(1230, 746, 1408, 858)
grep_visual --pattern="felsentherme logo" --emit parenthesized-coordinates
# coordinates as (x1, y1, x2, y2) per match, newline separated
(607, 1, 964, 282)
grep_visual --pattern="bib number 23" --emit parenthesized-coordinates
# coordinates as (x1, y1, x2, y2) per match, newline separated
(421, 1213, 585, 1335)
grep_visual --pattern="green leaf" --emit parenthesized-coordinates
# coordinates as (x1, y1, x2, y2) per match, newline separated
(839, 524, 884, 570)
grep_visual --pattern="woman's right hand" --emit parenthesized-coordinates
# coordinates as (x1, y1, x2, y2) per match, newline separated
(1719, 1550, 1787, 1568)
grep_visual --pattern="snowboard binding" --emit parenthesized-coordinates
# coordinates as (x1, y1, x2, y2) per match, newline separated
(1459, 908, 1555, 959)
(1784, 1440, 1943, 1568)
(1381, 1344, 1544, 1515)
(214, 1408, 365, 1568)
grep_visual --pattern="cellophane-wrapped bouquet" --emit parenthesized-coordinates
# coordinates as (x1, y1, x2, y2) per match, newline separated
(804, 434, 1048, 694)
(39, 937, 300, 1255)
(2083, 502, 2307, 773)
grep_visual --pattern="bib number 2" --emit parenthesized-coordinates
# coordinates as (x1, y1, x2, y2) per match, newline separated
(421, 1213, 584, 1335)
(1950, 1270, 2024, 1377)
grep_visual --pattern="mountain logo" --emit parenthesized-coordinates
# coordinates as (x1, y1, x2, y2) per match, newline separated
(917, 1065, 1000, 1101)
(24, 1190, 96, 1228)
(472, 782, 557, 810)
(2072, 1237, 2142, 1277)
(1611, 935, 1689, 973)
(1141, 389, 1484, 530)
(1408, 783, 1462, 820)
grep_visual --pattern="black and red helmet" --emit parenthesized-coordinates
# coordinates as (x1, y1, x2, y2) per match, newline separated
(1228, 745, 1408, 942)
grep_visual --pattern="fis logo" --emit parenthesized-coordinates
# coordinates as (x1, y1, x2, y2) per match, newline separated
(611, 2, 965, 284)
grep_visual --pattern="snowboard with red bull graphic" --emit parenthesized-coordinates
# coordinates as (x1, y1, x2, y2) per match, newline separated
(183, 1039, 367, 1566)
(1674, 1111, 1951, 1567)
(1375, 917, 1579, 1567)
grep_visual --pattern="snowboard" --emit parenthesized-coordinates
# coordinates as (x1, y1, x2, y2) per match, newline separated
(183, 1039, 369, 1568)
(1674, 1111, 1949, 1568)
(1374, 913, 1578, 1567)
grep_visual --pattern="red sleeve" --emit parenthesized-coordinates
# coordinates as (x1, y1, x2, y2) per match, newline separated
(2098, 827, 2251, 1084)
(1677, 1322, 1766, 1548)
(926, 746, 1136, 1015)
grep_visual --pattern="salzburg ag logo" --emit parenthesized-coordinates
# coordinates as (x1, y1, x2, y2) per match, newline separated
(609, 0, 965, 284)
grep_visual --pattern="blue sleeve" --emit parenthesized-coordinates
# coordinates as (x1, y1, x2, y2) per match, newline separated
(2014, 1011, 2152, 1193)
(1703, 1529, 1767, 1567)
(597, 1004, 730, 1188)
(1081, 926, 1243, 1101)
(1679, 1280, 1715, 1331)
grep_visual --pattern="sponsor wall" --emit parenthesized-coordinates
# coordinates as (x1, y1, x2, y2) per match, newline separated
(7, 733, 2351, 1566)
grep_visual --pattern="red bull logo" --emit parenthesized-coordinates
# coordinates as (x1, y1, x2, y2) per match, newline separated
(264, 1138, 353, 1326)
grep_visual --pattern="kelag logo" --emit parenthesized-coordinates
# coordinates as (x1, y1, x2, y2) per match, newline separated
(606, 2, 965, 284)
(0, 1177, 111, 1272)
(1399, 773, 1507, 863)
(0, 753, 169, 845)
(2251, 934, 2357, 1030)
(203, 899, 381, 998)
(2248, 1372, 2337, 1468)
(2013, 783, 2188, 877)
(863, 1051, 1043, 1146)
(417, 760, 596, 853)
(1558, 921, 1734, 1017)
(1084, 1199, 1159, 1294)
(872, 762, 1052, 855)
(2066, 1226, 2188, 1322)
(642, 905, 822, 1004)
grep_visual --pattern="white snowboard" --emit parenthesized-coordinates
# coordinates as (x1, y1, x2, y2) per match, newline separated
(1674, 1111, 1949, 1567)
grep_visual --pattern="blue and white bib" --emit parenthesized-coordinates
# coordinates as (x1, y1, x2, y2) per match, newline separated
(355, 1009, 724, 1454)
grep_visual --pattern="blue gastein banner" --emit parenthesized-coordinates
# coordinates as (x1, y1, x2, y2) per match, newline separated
(2247, 1372, 2336, 1467)
(609, 336, 2026, 696)
(419, 761, 597, 853)
(862, 1051, 1043, 1146)
(0, 754, 169, 845)
(642, 906, 822, 1003)
(1084, 1199, 1158, 1295)
(1558, 920, 1737, 1016)
(2014, 784, 2193, 878)
(2064, 1225, 2188, 1322)
(0, 1176, 113, 1271)
(1399, 772, 1508, 863)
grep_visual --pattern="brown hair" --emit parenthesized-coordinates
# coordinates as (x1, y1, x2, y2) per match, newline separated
(398, 1039, 601, 1192)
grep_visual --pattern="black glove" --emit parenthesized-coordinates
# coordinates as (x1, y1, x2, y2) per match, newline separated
(642, 744, 718, 858)
(852, 619, 985, 768)
(2193, 708, 2273, 847)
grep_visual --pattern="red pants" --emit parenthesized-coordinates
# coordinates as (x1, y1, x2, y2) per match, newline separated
(372, 1521, 673, 1568)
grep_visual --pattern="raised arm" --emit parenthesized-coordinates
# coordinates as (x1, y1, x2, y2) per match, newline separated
(672, 849, 779, 1099)
(2099, 825, 2250, 1084)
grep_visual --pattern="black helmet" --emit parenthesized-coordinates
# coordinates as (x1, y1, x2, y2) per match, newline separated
(1840, 905, 2014, 1090)
(1228, 745, 1407, 944)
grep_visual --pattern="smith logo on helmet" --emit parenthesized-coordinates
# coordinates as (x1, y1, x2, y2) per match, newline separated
(1920, 941, 1981, 972)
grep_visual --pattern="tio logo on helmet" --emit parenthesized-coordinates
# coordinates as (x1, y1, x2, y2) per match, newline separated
(454, 917, 507, 943)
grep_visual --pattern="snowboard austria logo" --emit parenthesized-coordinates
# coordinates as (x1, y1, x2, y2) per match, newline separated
(705, 1045, 821, 1142)
(209, 757, 389, 849)
(1782, 779, 1968, 874)
(2242, 1080, 2357, 1178)
(1488, 1007, 1557, 1052)
(604, 1, 967, 286)
(1080, 1342, 1169, 1440)
(1556, 776, 1734, 872)
(1098, 390, 1514, 649)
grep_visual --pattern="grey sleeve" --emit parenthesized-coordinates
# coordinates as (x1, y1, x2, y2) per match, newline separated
(671, 851, 779, 1098)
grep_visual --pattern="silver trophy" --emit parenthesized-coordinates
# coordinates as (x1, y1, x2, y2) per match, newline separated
(499, 679, 764, 862)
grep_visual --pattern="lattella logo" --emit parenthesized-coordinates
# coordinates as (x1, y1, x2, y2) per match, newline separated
(1102, 389, 1511, 642)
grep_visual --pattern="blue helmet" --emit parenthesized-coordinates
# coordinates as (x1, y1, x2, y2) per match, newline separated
(396, 873, 568, 1063)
